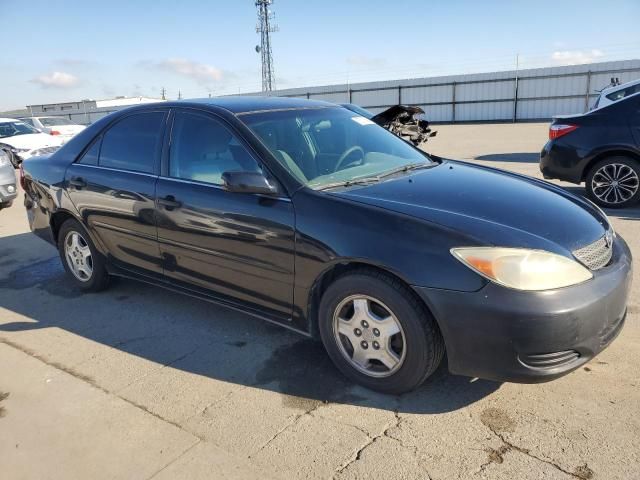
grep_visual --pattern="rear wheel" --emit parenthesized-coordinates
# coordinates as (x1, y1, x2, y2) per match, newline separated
(57, 219, 110, 292)
(318, 269, 444, 394)
(586, 156, 640, 208)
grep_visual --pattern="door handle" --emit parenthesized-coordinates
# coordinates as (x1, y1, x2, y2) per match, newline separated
(158, 195, 182, 210)
(69, 177, 87, 189)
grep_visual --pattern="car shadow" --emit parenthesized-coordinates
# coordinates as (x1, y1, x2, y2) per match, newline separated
(0, 233, 501, 414)
(474, 152, 540, 163)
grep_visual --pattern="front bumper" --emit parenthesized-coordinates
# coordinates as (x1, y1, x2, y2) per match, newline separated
(414, 235, 632, 383)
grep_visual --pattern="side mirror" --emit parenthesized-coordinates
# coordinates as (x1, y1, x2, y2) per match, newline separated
(222, 171, 278, 195)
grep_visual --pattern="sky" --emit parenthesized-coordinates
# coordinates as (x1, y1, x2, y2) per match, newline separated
(1, 0, 639, 111)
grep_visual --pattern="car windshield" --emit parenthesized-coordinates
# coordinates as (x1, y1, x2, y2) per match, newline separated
(241, 107, 432, 189)
(40, 117, 74, 126)
(0, 121, 40, 138)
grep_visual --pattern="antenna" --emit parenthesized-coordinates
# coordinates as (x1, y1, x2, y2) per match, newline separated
(255, 0, 278, 92)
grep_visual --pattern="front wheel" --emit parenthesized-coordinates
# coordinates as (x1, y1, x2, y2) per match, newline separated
(586, 156, 640, 208)
(318, 270, 444, 394)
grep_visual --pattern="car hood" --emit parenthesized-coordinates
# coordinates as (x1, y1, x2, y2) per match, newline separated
(334, 160, 608, 255)
(0, 133, 63, 150)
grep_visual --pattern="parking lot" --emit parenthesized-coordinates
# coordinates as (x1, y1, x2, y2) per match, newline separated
(1, 122, 638, 479)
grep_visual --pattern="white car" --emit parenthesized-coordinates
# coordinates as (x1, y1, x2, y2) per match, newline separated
(0, 149, 17, 210)
(19, 116, 86, 143)
(0, 118, 63, 167)
(592, 78, 640, 110)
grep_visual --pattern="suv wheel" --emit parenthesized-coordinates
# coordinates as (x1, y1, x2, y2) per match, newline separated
(318, 269, 444, 394)
(586, 156, 640, 208)
(57, 219, 110, 292)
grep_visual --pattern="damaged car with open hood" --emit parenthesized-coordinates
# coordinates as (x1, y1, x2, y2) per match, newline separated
(341, 103, 436, 147)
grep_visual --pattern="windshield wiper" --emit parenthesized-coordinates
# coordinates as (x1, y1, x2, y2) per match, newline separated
(315, 162, 433, 191)
(315, 177, 381, 191)
(376, 161, 432, 179)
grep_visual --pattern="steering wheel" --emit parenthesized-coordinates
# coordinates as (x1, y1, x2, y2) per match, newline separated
(335, 146, 365, 172)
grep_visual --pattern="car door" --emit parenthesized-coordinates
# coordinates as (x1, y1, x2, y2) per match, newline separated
(631, 96, 640, 146)
(65, 110, 167, 275)
(155, 108, 295, 320)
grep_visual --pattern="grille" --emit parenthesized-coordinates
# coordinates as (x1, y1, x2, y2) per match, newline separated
(572, 234, 612, 271)
(519, 350, 580, 369)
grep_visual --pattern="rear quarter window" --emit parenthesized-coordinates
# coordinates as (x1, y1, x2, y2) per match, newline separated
(606, 85, 640, 102)
(77, 136, 101, 166)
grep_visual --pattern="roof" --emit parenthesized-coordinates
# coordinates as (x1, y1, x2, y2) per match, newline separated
(181, 96, 335, 114)
(0, 117, 21, 122)
(601, 77, 640, 93)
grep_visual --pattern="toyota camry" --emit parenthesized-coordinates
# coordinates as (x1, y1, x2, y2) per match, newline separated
(21, 97, 632, 394)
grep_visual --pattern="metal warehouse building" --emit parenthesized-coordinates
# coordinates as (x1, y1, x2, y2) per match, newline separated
(14, 59, 640, 125)
(259, 59, 640, 122)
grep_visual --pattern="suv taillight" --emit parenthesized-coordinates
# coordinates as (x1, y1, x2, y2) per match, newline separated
(50, 130, 61, 135)
(549, 124, 578, 140)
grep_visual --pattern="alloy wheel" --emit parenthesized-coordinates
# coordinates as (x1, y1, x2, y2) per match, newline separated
(332, 295, 406, 378)
(64, 231, 93, 282)
(591, 163, 639, 205)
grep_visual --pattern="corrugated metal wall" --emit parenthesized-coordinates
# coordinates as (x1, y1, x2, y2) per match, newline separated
(260, 59, 640, 122)
(31, 59, 640, 125)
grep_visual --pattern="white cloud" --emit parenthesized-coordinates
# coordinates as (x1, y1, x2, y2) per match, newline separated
(551, 49, 605, 65)
(31, 71, 80, 89)
(156, 58, 224, 85)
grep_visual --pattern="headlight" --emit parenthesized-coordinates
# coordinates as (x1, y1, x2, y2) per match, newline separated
(451, 247, 592, 291)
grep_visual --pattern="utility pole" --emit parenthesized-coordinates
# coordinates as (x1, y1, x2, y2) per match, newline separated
(178, 90, 182, 100)
(161, 87, 166, 100)
(255, 0, 278, 92)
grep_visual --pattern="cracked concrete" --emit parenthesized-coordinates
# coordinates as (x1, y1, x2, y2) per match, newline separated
(1, 123, 639, 479)
(480, 410, 592, 479)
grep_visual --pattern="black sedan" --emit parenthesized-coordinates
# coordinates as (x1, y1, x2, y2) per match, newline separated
(21, 97, 632, 394)
(541, 92, 640, 208)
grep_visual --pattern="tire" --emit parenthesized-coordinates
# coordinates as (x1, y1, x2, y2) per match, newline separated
(57, 218, 110, 292)
(318, 269, 444, 394)
(586, 156, 640, 209)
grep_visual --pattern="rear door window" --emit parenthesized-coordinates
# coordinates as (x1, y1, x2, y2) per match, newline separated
(99, 112, 165, 174)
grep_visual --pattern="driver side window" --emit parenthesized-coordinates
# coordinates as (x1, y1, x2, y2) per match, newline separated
(170, 111, 261, 185)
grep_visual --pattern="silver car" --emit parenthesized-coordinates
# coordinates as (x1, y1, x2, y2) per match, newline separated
(0, 149, 17, 210)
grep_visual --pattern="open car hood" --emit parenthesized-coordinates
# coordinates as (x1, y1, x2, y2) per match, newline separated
(370, 105, 436, 147)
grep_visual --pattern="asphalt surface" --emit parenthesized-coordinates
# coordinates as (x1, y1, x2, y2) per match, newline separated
(1, 122, 638, 479)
